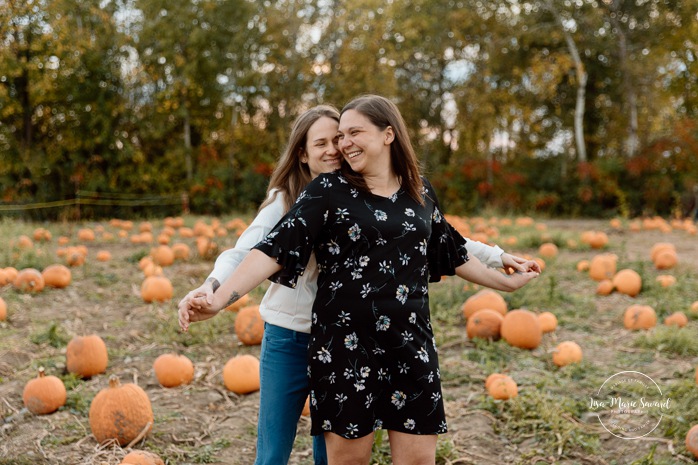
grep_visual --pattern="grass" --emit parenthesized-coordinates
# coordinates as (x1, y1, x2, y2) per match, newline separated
(1, 215, 697, 464)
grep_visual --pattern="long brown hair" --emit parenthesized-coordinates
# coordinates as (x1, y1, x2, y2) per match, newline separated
(260, 105, 340, 212)
(339, 95, 424, 205)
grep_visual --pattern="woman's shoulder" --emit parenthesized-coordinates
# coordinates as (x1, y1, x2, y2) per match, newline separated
(305, 171, 349, 191)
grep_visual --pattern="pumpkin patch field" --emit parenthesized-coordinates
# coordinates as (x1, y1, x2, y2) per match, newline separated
(1, 215, 697, 464)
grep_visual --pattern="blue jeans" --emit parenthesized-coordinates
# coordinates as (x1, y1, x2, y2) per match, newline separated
(254, 323, 327, 465)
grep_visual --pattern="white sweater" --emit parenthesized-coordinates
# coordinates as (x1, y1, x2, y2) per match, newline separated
(208, 191, 505, 334)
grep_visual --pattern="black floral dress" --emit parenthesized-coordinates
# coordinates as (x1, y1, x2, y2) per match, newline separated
(254, 172, 469, 439)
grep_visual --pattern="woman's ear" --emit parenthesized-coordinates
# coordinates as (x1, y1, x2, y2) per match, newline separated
(299, 148, 308, 163)
(384, 126, 395, 145)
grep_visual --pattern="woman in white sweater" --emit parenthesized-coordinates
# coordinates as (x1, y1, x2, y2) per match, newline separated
(178, 105, 539, 465)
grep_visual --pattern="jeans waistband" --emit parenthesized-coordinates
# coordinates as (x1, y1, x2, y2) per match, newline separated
(264, 322, 311, 343)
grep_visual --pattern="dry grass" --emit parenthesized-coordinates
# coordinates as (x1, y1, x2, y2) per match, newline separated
(0, 215, 697, 464)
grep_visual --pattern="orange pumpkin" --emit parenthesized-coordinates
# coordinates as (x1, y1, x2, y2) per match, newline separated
(65, 246, 87, 267)
(690, 301, 698, 315)
(596, 279, 614, 296)
(15, 234, 34, 249)
(66, 334, 108, 378)
(576, 260, 590, 272)
(22, 367, 67, 415)
(686, 424, 698, 459)
(538, 312, 558, 333)
(96, 250, 112, 262)
(141, 276, 173, 303)
(466, 309, 503, 340)
(234, 305, 264, 345)
(538, 242, 558, 258)
(653, 249, 678, 270)
(224, 293, 251, 312)
(623, 305, 657, 330)
(139, 221, 153, 233)
(151, 245, 175, 267)
(0, 296, 6, 321)
(0, 269, 10, 286)
(461, 289, 508, 318)
(77, 228, 95, 241)
(13, 268, 45, 293)
(153, 353, 194, 388)
(120, 450, 165, 465)
(552, 341, 583, 367)
(650, 242, 676, 262)
(171, 243, 191, 260)
(89, 375, 153, 445)
(222, 354, 260, 394)
(589, 254, 618, 281)
(500, 309, 542, 350)
(612, 269, 642, 297)
(485, 373, 518, 400)
(656, 275, 677, 287)
(41, 264, 72, 288)
(664, 312, 688, 328)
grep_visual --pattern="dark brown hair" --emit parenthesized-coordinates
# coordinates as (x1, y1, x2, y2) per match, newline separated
(340, 95, 424, 205)
(260, 105, 340, 212)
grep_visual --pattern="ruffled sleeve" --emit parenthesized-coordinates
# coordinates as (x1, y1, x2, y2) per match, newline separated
(424, 178, 469, 282)
(253, 175, 331, 288)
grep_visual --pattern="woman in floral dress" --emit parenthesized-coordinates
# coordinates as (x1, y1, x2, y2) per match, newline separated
(180, 95, 539, 464)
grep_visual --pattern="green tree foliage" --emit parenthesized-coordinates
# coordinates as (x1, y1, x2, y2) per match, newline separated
(0, 0, 697, 219)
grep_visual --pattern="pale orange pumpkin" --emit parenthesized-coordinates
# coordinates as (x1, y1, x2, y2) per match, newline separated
(537, 312, 558, 333)
(596, 279, 614, 296)
(223, 293, 251, 312)
(690, 301, 698, 315)
(96, 250, 112, 262)
(151, 245, 175, 267)
(500, 309, 542, 350)
(576, 260, 590, 272)
(461, 289, 508, 318)
(589, 254, 618, 281)
(686, 424, 698, 459)
(153, 353, 194, 388)
(664, 312, 688, 328)
(141, 276, 173, 303)
(89, 375, 154, 445)
(588, 231, 609, 249)
(466, 309, 503, 340)
(653, 249, 678, 270)
(301, 396, 311, 417)
(552, 341, 583, 367)
(235, 305, 264, 345)
(120, 450, 165, 465)
(656, 275, 677, 287)
(623, 305, 657, 330)
(41, 264, 72, 288)
(612, 269, 642, 297)
(77, 228, 95, 241)
(139, 221, 153, 233)
(16, 234, 34, 249)
(13, 268, 45, 293)
(178, 227, 195, 238)
(538, 242, 558, 258)
(485, 373, 518, 400)
(66, 334, 108, 378)
(0, 268, 10, 286)
(222, 354, 260, 394)
(171, 243, 191, 260)
(650, 242, 676, 262)
(22, 367, 67, 415)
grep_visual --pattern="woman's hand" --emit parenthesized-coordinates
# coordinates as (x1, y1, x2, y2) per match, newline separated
(501, 253, 542, 274)
(177, 279, 218, 332)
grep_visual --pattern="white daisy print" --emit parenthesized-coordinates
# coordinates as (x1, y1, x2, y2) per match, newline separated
(344, 332, 358, 351)
(391, 391, 407, 410)
(374, 210, 387, 221)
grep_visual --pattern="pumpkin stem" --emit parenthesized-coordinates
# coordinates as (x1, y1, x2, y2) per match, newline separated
(38, 366, 46, 377)
(108, 374, 120, 388)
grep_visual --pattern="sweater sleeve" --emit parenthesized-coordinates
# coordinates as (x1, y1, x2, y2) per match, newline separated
(207, 191, 286, 284)
(461, 239, 504, 269)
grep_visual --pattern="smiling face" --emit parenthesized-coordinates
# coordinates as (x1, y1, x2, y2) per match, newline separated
(337, 109, 394, 175)
(300, 116, 341, 178)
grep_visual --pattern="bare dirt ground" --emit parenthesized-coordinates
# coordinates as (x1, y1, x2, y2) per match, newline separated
(1, 217, 697, 465)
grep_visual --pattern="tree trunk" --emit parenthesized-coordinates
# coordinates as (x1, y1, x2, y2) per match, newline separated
(183, 110, 193, 182)
(544, 0, 587, 163)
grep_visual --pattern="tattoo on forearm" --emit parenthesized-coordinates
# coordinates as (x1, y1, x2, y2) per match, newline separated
(206, 277, 221, 292)
(225, 291, 241, 308)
